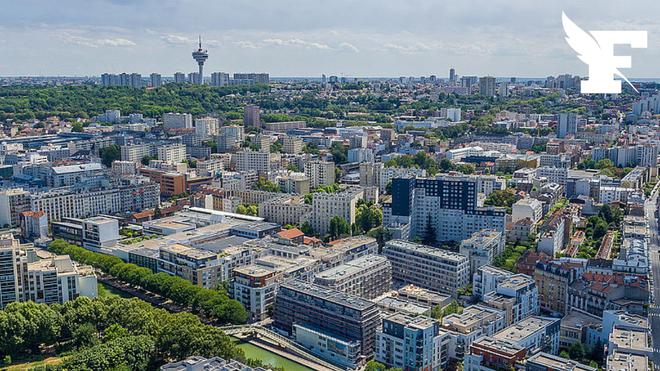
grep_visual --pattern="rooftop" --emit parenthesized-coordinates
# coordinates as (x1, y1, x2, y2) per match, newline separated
(527, 352, 596, 371)
(609, 327, 650, 352)
(493, 316, 559, 343)
(282, 279, 376, 311)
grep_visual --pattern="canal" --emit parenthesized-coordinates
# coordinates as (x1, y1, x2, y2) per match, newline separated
(232, 337, 312, 371)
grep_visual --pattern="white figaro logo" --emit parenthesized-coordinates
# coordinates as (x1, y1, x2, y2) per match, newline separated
(562, 12, 647, 94)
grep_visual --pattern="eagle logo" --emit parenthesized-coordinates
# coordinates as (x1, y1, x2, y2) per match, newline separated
(562, 12, 647, 94)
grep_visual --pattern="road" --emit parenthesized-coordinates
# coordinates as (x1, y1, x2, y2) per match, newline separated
(644, 187, 660, 368)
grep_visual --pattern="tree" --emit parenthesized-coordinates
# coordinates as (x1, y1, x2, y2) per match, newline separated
(355, 200, 383, 233)
(72, 322, 99, 349)
(330, 142, 348, 164)
(71, 122, 84, 132)
(329, 216, 350, 240)
(568, 342, 586, 360)
(300, 222, 314, 236)
(99, 144, 121, 167)
(422, 214, 437, 246)
(484, 189, 519, 213)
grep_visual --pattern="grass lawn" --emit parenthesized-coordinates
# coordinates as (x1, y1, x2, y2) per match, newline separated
(97, 282, 133, 299)
(4, 356, 63, 370)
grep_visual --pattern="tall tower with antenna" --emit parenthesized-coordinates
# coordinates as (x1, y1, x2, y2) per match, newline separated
(192, 35, 208, 85)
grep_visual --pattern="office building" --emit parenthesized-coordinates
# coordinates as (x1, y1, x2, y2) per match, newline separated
(459, 229, 505, 276)
(376, 313, 449, 370)
(244, 105, 261, 127)
(273, 280, 381, 363)
(383, 239, 470, 295)
(479, 76, 496, 97)
(304, 160, 336, 189)
(311, 187, 363, 235)
(314, 254, 391, 299)
(384, 176, 506, 243)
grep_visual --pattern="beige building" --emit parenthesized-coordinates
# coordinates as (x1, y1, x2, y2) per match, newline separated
(157, 144, 187, 164)
(282, 136, 303, 154)
(311, 187, 363, 235)
(305, 160, 335, 189)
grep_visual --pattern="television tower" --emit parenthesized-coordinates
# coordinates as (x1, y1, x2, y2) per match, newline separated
(192, 35, 208, 85)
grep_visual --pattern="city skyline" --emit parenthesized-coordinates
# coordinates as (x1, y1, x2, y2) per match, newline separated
(2, 0, 660, 77)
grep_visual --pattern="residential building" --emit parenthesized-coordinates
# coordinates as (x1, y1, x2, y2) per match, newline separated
(157, 144, 187, 164)
(217, 125, 244, 153)
(305, 160, 335, 189)
(259, 196, 311, 226)
(24, 255, 98, 305)
(120, 144, 154, 163)
(459, 229, 505, 276)
(557, 113, 578, 139)
(272, 280, 381, 363)
(525, 352, 596, 371)
(464, 336, 527, 371)
(235, 150, 270, 172)
(492, 316, 561, 356)
(375, 313, 449, 370)
(163, 113, 193, 130)
(310, 187, 363, 235)
(194, 117, 219, 140)
(0, 188, 32, 227)
(314, 254, 391, 299)
(383, 239, 470, 296)
(19, 211, 48, 240)
(479, 76, 496, 97)
(244, 105, 260, 127)
(512, 198, 544, 224)
(82, 216, 120, 250)
(441, 304, 507, 359)
(282, 136, 303, 154)
(384, 176, 506, 243)
(473, 265, 513, 300)
(483, 274, 539, 326)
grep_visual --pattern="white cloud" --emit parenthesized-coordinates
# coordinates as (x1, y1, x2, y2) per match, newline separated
(339, 42, 359, 53)
(60, 33, 135, 48)
(161, 34, 193, 45)
(233, 40, 259, 49)
(263, 38, 331, 50)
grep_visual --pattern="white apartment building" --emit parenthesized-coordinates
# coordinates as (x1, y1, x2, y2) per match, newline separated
(157, 144, 187, 164)
(235, 150, 271, 172)
(359, 162, 383, 188)
(163, 113, 193, 130)
(383, 239, 470, 296)
(512, 197, 543, 224)
(305, 160, 335, 189)
(379, 166, 426, 193)
(82, 216, 120, 250)
(120, 144, 154, 163)
(441, 304, 507, 359)
(194, 159, 223, 177)
(24, 255, 98, 305)
(311, 187, 363, 235)
(459, 229, 505, 276)
(314, 254, 392, 299)
(194, 117, 219, 140)
(473, 265, 514, 300)
(258, 196, 311, 226)
(111, 160, 137, 176)
(536, 166, 568, 185)
(282, 136, 303, 154)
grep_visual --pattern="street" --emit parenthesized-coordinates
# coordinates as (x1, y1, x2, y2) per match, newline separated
(644, 187, 660, 368)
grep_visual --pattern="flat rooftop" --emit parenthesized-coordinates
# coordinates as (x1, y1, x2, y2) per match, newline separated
(315, 254, 388, 281)
(494, 316, 558, 343)
(609, 327, 649, 351)
(527, 352, 596, 371)
(282, 279, 376, 311)
(606, 351, 648, 371)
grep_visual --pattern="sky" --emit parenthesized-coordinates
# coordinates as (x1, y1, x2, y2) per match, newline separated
(2, 0, 660, 78)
